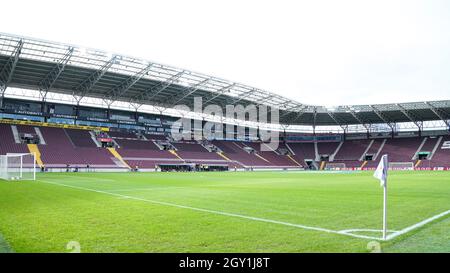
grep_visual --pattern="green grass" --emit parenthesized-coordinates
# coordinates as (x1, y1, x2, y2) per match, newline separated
(0, 171, 448, 253)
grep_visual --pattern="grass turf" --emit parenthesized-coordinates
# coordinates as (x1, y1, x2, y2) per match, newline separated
(0, 171, 448, 253)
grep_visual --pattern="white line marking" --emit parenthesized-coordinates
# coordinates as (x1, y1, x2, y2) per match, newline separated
(37, 179, 450, 242)
(38, 179, 380, 241)
(108, 186, 190, 192)
(340, 229, 399, 233)
(386, 210, 450, 241)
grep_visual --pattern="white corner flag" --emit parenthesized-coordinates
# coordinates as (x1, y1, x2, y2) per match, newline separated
(373, 154, 389, 240)
(373, 154, 388, 187)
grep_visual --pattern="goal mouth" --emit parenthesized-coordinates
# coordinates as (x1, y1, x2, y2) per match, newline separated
(324, 163, 346, 170)
(389, 162, 414, 170)
(0, 153, 37, 181)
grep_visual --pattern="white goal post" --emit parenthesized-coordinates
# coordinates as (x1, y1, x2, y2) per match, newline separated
(324, 162, 346, 170)
(0, 153, 36, 181)
(388, 162, 414, 170)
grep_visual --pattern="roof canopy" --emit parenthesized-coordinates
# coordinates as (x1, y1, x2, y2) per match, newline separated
(0, 33, 449, 127)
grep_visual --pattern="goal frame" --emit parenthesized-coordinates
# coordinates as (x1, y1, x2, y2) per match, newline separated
(0, 153, 36, 181)
(324, 162, 346, 170)
(388, 162, 414, 170)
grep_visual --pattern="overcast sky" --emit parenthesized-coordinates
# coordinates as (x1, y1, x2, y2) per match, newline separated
(2, 0, 450, 106)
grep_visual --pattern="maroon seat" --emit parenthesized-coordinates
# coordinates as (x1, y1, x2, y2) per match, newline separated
(108, 131, 138, 139)
(0, 124, 29, 155)
(286, 142, 316, 165)
(65, 129, 97, 147)
(38, 127, 118, 168)
(430, 136, 450, 168)
(212, 140, 277, 167)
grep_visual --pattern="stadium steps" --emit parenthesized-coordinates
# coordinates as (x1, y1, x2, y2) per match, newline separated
(413, 137, 428, 160)
(27, 144, 44, 168)
(107, 148, 131, 169)
(415, 160, 422, 168)
(168, 150, 184, 161)
(360, 139, 374, 161)
(429, 136, 443, 160)
(254, 153, 270, 163)
(287, 154, 302, 166)
(34, 127, 46, 145)
(217, 152, 232, 161)
(374, 139, 387, 160)
(360, 160, 368, 169)
(319, 161, 326, 170)
(11, 125, 21, 144)
(233, 141, 271, 163)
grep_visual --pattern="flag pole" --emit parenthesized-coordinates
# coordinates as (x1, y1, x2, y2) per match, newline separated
(374, 154, 388, 241)
(383, 182, 387, 240)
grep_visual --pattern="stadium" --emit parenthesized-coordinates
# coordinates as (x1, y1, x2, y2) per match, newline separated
(0, 4, 449, 255)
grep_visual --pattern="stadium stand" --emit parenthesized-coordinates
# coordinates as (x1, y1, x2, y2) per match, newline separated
(0, 33, 448, 172)
(38, 127, 119, 168)
(117, 139, 183, 169)
(429, 136, 450, 168)
(1, 121, 450, 171)
(241, 142, 298, 167)
(286, 143, 316, 166)
(334, 140, 371, 161)
(108, 131, 139, 139)
(0, 124, 30, 154)
(211, 140, 275, 168)
(65, 129, 97, 148)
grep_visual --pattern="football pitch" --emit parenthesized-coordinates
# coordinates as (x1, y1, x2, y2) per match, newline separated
(0, 171, 449, 253)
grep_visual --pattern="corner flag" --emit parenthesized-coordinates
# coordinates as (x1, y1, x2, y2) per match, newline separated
(373, 154, 388, 187)
(373, 154, 389, 240)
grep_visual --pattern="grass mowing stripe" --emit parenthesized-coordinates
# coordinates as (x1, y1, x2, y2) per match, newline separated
(39, 179, 382, 241)
(0, 233, 13, 253)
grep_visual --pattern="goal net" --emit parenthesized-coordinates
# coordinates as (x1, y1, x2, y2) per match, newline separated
(0, 153, 36, 181)
(324, 162, 346, 170)
(389, 162, 414, 170)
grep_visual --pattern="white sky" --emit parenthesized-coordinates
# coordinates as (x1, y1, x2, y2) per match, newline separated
(2, 0, 450, 106)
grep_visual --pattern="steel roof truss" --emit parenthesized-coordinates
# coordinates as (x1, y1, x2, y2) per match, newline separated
(106, 63, 154, 101)
(73, 55, 118, 100)
(38, 46, 74, 101)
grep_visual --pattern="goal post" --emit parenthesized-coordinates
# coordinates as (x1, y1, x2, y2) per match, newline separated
(324, 162, 346, 170)
(388, 162, 414, 170)
(0, 153, 36, 181)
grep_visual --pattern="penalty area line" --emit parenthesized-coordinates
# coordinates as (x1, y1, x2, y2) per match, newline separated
(38, 179, 381, 241)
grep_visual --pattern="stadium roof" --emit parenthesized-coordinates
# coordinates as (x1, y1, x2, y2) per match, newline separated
(0, 33, 449, 128)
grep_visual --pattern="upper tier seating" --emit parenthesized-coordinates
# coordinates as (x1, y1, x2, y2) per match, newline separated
(108, 131, 138, 139)
(65, 129, 97, 147)
(116, 139, 159, 150)
(16, 125, 37, 135)
(145, 134, 167, 141)
(0, 124, 29, 154)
